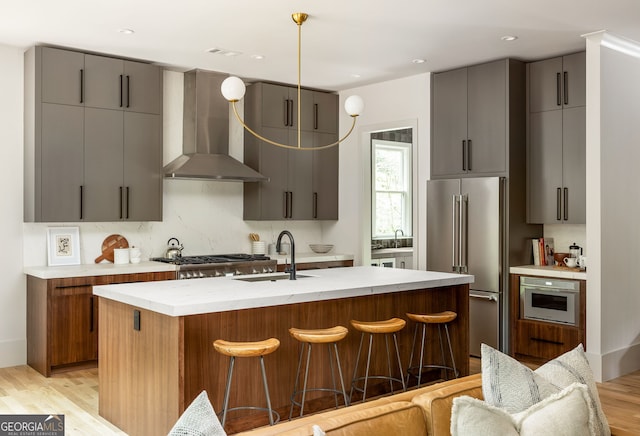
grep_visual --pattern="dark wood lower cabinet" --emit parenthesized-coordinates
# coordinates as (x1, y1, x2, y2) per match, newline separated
(27, 271, 175, 377)
(510, 273, 586, 362)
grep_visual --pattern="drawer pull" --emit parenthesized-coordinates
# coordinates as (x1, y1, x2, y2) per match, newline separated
(531, 337, 564, 346)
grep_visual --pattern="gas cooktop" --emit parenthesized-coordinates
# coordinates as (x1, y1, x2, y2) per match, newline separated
(151, 253, 271, 265)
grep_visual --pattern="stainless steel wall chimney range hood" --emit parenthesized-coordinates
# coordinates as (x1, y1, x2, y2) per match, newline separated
(163, 69, 268, 182)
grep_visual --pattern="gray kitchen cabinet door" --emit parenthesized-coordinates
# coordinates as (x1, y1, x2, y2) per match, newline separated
(40, 47, 84, 106)
(83, 108, 124, 221)
(562, 106, 586, 223)
(257, 127, 290, 219)
(562, 52, 586, 109)
(528, 111, 563, 223)
(123, 112, 162, 221)
(84, 54, 123, 110)
(313, 132, 339, 220)
(528, 57, 563, 113)
(289, 131, 315, 219)
(40, 103, 84, 222)
(262, 83, 295, 129)
(467, 60, 507, 175)
(310, 91, 338, 134)
(123, 61, 162, 114)
(432, 67, 467, 177)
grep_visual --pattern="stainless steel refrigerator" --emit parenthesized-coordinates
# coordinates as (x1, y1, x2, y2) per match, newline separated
(427, 176, 539, 356)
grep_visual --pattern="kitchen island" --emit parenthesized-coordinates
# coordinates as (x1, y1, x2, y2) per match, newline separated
(94, 266, 473, 435)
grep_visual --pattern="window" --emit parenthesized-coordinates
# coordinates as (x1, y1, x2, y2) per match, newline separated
(372, 139, 412, 237)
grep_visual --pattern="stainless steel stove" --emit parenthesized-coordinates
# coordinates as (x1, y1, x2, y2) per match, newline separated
(152, 254, 277, 280)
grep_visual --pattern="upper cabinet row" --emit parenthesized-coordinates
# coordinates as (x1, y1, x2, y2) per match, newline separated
(243, 82, 339, 220)
(431, 59, 515, 178)
(527, 52, 586, 224)
(430, 54, 586, 225)
(24, 46, 163, 223)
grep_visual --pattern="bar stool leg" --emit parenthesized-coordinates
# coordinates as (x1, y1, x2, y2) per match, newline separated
(349, 332, 365, 401)
(385, 334, 394, 393)
(392, 333, 407, 392)
(437, 325, 447, 380)
(327, 345, 339, 407)
(417, 323, 426, 388)
(300, 343, 313, 417)
(259, 356, 275, 426)
(221, 356, 235, 427)
(444, 324, 459, 378)
(333, 342, 349, 407)
(289, 344, 305, 420)
(362, 333, 374, 402)
(406, 323, 419, 385)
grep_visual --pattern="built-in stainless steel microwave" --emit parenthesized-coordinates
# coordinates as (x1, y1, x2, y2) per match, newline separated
(520, 276, 580, 326)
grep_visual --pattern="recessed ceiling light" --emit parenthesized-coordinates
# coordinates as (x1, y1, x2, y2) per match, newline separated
(350, 73, 361, 78)
(207, 47, 242, 57)
(501, 35, 518, 42)
(117, 28, 135, 35)
(251, 54, 265, 60)
(412, 58, 426, 64)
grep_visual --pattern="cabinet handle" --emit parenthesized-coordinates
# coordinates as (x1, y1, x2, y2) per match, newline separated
(288, 99, 294, 127)
(462, 140, 467, 171)
(80, 69, 84, 103)
(556, 187, 562, 221)
(89, 296, 94, 332)
(126, 75, 131, 108)
(126, 186, 130, 219)
(531, 337, 564, 346)
(283, 100, 288, 126)
(313, 192, 318, 218)
(119, 186, 123, 219)
(80, 185, 84, 220)
(119, 75, 124, 107)
(314, 103, 318, 130)
(563, 187, 568, 221)
(283, 191, 288, 218)
(467, 139, 472, 171)
(556, 72, 561, 106)
(563, 71, 568, 105)
(288, 191, 293, 218)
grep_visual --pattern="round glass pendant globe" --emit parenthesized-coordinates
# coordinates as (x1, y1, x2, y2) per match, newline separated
(344, 95, 364, 116)
(221, 76, 246, 101)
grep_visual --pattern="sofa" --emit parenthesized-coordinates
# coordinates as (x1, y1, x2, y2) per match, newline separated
(235, 373, 629, 436)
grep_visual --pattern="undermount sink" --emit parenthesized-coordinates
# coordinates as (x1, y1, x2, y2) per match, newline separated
(233, 273, 314, 282)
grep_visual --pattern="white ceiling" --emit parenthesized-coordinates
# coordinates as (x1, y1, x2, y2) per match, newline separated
(2, 0, 639, 91)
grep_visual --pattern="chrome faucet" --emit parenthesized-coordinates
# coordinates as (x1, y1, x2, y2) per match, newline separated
(276, 230, 296, 280)
(394, 229, 404, 248)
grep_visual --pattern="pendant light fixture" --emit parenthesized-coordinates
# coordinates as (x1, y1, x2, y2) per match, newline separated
(220, 12, 364, 151)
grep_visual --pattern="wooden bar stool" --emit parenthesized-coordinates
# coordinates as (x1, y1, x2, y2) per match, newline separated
(406, 311, 459, 388)
(288, 326, 350, 418)
(349, 318, 407, 403)
(213, 338, 280, 427)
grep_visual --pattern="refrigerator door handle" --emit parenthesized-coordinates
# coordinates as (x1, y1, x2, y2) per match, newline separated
(460, 193, 468, 273)
(470, 293, 498, 302)
(452, 194, 459, 272)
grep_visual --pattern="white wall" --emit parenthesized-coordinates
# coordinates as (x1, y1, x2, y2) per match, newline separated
(585, 32, 640, 381)
(0, 44, 26, 367)
(326, 74, 431, 268)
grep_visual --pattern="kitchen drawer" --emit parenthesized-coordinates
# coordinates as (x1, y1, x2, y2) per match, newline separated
(513, 319, 583, 360)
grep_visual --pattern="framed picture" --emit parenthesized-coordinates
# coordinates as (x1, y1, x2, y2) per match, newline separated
(47, 227, 81, 266)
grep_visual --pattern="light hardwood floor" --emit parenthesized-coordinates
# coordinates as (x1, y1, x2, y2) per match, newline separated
(1, 362, 639, 435)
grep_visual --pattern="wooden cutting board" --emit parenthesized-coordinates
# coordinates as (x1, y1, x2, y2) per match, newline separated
(95, 234, 129, 263)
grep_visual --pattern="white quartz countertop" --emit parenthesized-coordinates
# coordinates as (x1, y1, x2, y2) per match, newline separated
(272, 252, 354, 264)
(510, 265, 587, 280)
(93, 266, 474, 317)
(24, 261, 177, 279)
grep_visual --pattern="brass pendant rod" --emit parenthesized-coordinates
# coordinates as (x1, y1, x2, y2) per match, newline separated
(297, 16, 302, 149)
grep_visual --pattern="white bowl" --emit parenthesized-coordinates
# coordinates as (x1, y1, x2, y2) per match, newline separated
(309, 244, 334, 254)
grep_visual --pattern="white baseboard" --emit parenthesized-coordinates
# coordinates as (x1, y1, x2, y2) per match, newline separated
(588, 341, 640, 381)
(0, 338, 26, 368)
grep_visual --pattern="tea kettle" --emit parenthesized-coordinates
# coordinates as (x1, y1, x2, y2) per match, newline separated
(164, 237, 184, 259)
(569, 242, 582, 259)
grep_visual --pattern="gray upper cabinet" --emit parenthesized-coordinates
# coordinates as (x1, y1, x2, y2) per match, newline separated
(431, 59, 509, 178)
(529, 52, 586, 113)
(527, 52, 585, 224)
(244, 82, 339, 220)
(24, 46, 163, 223)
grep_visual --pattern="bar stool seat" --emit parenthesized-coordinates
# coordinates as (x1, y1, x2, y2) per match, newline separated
(349, 318, 407, 403)
(406, 310, 459, 388)
(289, 326, 349, 418)
(213, 338, 280, 428)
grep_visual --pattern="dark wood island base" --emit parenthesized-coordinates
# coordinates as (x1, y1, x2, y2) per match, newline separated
(98, 281, 469, 435)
